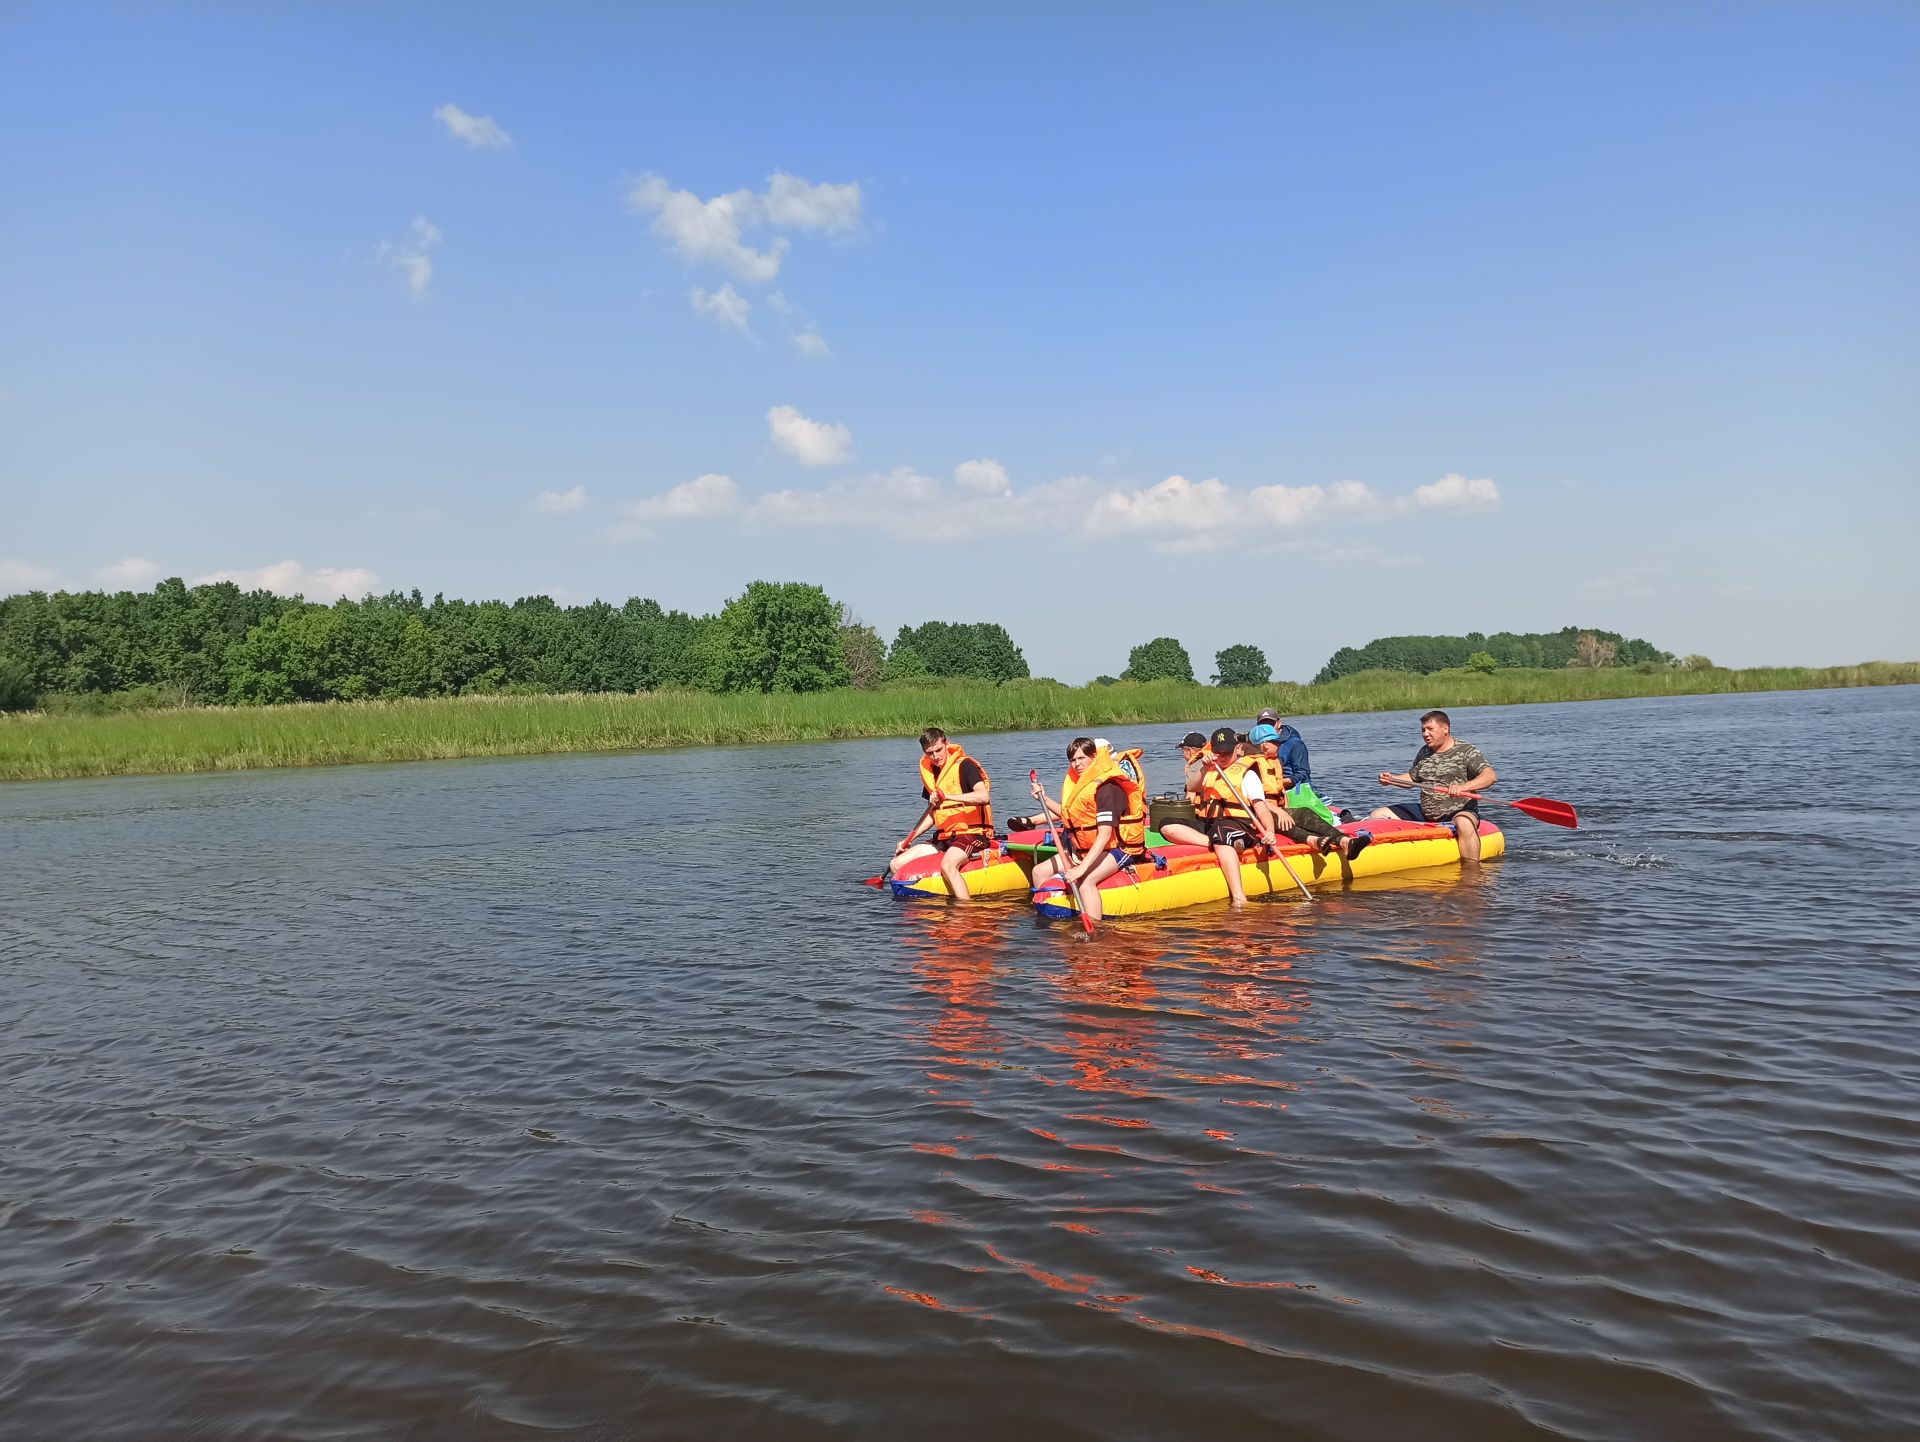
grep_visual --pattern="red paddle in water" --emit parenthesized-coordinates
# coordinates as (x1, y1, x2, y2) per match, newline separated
(1383, 780, 1579, 829)
(1031, 769, 1095, 935)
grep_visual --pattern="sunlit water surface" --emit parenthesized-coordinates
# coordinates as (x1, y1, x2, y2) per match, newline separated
(3, 688, 1917, 1440)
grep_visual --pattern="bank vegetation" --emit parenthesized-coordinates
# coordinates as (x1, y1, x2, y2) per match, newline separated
(3, 661, 1913, 782)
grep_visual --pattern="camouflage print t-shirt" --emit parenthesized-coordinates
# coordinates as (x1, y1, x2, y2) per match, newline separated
(1409, 741, 1490, 821)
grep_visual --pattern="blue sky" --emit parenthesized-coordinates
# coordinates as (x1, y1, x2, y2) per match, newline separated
(2, 2, 1915, 681)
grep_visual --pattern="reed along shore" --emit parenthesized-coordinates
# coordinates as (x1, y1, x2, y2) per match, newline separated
(1, 662, 1913, 782)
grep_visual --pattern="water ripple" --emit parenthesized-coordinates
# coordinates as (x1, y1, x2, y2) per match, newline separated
(3, 689, 1918, 1439)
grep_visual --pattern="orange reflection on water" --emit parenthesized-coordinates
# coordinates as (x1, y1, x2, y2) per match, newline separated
(1186, 1265, 1299, 1290)
(879, 1284, 986, 1315)
(904, 907, 1013, 1081)
(1043, 944, 1164, 1100)
(982, 1242, 1100, 1295)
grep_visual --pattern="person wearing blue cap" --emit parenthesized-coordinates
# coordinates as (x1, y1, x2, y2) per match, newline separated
(1248, 722, 1371, 863)
(1252, 708, 1346, 823)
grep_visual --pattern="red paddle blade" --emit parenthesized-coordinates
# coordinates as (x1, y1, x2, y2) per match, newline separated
(1510, 796, 1579, 828)
(861, 875, 887, 887)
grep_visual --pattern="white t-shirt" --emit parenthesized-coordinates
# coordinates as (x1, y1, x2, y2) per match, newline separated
(1239, 770, 1265, 806)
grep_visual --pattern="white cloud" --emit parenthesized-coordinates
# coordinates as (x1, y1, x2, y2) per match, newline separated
(627, 175, 789, 282)
(434, 103, 511, 149)
(98, 557, 162, 588)
(625, 171, 862, 283)
(689, 283, 753, 335)
(617, 461, 1505, 554)
(1413, 472, 1501, 510)
(193, 560, 379, 600)
(767, 404, 852, 465)
(377, 216, 442, 299)
(751, 466, 943, 535)
(0, 558, 56, 591)
(954, 458, 1011, 497)
(534, 486, 587, 514)
(766, 291, 794, 316)
(635, 472, 741, 520)
(760, 173, 863, 234)
(789, 328, 831, 359)
(607, 473, 741, 542)
(1084, 474, 1383, 545)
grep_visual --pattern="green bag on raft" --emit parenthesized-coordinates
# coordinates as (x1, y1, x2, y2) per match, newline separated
(1285, 781, 1340, 826)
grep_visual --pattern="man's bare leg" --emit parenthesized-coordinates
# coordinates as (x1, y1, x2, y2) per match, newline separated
(939, 844, 974, 900)
(1455, 813, 1482, 863)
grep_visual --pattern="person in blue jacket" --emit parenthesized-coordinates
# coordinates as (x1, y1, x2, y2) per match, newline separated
(1253, 708, 1348, 822)
(1253, 708, 1310, 786)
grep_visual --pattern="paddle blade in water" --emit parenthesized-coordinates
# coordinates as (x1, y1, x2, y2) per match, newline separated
(1511, 796, 1579, 828)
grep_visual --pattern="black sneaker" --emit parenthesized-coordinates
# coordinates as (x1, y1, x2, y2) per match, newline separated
(1345, 830, 1373, 861)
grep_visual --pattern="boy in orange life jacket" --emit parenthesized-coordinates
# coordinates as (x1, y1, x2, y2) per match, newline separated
(1026, 736, 1149, 923)
(890, 727, 995, 900)
(1247, 722, 1372, 863)
(1155, 726, 1282, 907)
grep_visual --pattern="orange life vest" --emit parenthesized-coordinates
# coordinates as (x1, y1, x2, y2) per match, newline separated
(920, 744, 993, 843)
(1058, 745, 1148, 856)
(1248, 752, 1287, 806)
(1196, 755, 1258, 823)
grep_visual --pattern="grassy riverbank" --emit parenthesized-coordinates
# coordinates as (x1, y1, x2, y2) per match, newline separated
(1, 662, 1913, 782)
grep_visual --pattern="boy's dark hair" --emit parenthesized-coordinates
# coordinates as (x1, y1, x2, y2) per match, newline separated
(1067, 736, 1097, 760)
(919, 727, 948, 750)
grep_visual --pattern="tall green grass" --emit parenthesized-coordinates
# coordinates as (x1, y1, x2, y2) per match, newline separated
(2, 662, 1914, 782)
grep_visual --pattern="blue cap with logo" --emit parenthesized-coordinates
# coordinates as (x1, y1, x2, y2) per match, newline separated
(1247, 723, 1281, 747)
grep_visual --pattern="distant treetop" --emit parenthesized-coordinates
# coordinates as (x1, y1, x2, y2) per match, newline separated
(1313, 627, 1672, 683)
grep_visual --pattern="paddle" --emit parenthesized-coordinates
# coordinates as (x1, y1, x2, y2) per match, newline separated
(1202, 754, 1312, 902)
(1382, 779, 1579, 829)
(1031, 768, 1095, 935)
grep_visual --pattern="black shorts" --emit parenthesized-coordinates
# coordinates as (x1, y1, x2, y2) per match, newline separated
(1384, 801, 1478, 825)
(1203, 817, 1255, 848)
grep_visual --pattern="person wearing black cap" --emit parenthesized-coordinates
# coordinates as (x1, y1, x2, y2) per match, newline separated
(1175, 731, 1208, 794)
(1156, 726, 1280, 906)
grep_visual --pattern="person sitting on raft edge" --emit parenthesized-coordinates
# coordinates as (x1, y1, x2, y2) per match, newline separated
(1370, 709, 1497, 863)
(1155, 726, 1282, 908)
(1247, 722, 1371, 863)
(1025, 736, 1151, 923)
(891, 727, 995, 899)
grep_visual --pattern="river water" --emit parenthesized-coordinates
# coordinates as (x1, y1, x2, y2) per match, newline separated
(3, 687, 1916, 1440)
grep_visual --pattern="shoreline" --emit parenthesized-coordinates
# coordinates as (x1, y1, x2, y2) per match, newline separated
(2, 663, 1913, 784)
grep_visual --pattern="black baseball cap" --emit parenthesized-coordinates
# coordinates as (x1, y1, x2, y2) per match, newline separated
(1209, 725, 1239, 755)
(1176, 731, 1206, 750)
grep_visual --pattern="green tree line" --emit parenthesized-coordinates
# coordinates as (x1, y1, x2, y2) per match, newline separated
(0, 579, 1046, 711)
(1313, 627, 1672, 683)
(0, 577, 1688, 715)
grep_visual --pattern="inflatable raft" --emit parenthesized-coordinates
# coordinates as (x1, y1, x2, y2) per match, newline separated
(889, 827, 1172, 898)
(1032, 817, 1504, 919)
(888, 829, 1043, 898)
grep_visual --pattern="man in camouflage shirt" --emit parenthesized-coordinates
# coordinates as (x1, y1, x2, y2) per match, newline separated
(1369, 709, 1499, 862)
